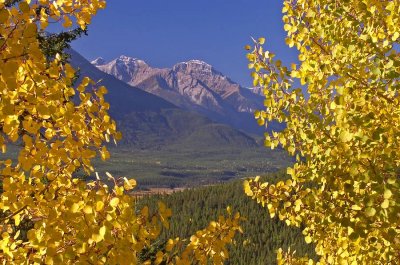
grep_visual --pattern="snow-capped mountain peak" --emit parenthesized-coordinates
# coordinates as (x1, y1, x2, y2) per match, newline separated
(93, 55, 264, 117)
(115, 55, 147, 66)
(186, 59, 211, 67)
(92, 55, 154, 85)
(172, 59, 215, 74)
(91, 57, 106, 66)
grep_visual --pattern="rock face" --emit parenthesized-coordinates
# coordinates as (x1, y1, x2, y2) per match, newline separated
(93, 56, 266, 134)
(68, 49, 260, 149)
(91, 57, 106, 66)
(93, 56, 159, 85)
(248, 86, 264, 96)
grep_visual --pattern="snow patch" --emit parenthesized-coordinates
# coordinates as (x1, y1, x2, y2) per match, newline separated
(117, 55, 147, 65)
(91, 57, 106, 66)
(174, 59, 214, 73)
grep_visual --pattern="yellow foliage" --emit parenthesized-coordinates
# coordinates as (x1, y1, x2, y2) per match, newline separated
(0, 0, 241, 263)
(246, 0, 400, 264)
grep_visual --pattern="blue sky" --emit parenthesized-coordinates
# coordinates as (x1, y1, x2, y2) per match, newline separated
(72, 0, 298, 87)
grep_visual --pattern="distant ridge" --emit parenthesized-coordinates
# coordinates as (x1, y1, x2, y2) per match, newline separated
(92, 55, 274, 135)
(68, 49, 260, 149)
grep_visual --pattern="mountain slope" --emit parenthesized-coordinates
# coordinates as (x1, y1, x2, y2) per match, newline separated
(69, 50, 260, 149)
(93, 56, 268, 135)
(69, 50, 175, 116)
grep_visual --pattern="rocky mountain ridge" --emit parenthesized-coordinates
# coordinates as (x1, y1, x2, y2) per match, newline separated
(68, 49, 261, 149)
(92, 55, 267, 134)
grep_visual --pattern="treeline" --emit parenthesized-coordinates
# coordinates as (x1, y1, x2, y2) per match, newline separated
(139, 172, 317, 264)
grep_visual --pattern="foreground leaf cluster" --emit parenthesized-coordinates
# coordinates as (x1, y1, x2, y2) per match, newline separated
(246, 0, 400, 264)
(0, 0, 241, 263)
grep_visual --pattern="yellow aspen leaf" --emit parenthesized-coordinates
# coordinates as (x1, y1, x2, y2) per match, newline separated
(83, 205, 93, 214)
(339, 130, 353, 143)
(383, 189, 392, 199)
(109, 197, 119, 208)
(100, 146, 110, 161)
(284, 24, 291, 31)
(99, 226, 106, 237)
(96, 201, 104, 211)
(123, 177, 136, 191)
(154, 251, 164, 265)
(91, 232, 103, 243)
(365, 207, 376, 217)
(71, 203, 80, 213)
(13, 214, 21, 226)
(351, 205, 362, 211)
(381, 199, 389, 209)
(62, 15, 72, 28)
(165, 239, 175, 252)
(243, 180, 253, 196)
(392, 32, 399, 41)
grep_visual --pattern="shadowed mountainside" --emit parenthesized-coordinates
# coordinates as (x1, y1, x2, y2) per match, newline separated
(69, 50, 261, 149)
(92, 56, 275, 135)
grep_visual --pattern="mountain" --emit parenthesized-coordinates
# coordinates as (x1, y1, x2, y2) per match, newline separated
(92, 56, 268, 135)
(248, 86, 264, 96)
(70, 51, 174, 116)
(68, 49, 259, 149)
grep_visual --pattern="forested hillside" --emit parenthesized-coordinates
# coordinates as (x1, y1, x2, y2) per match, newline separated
(139, 172, 317, 264)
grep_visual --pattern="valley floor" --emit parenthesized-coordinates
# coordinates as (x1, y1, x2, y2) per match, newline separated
(92, 146, 292, 189)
